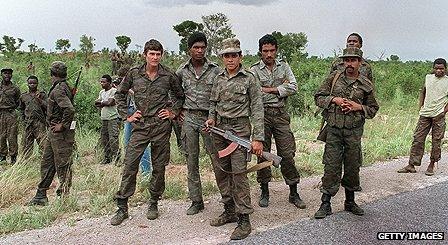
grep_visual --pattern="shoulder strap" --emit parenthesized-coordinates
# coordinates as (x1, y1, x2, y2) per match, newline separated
(330, 71, 342, 95)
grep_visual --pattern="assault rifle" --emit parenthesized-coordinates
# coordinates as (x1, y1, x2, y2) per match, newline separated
(71, 67, 83, 97)
(186, 118, 282, 167)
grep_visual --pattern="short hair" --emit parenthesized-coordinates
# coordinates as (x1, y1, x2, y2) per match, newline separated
(433, 58, 447, 68)
(188, 32, 207, 49)
(27, 75, 38, 82)
(347, 33, 363, 46)
(101, 74, 112, 83)
(258, 34, 278, 52)
(144, 39, 163, 54)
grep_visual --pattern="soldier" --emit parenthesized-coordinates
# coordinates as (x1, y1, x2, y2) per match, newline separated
(250, 34, 306, 209)
(331, 33, 373, 83)
(176, 32, 221, 215)
(314, 47, 379, 219)
(110, 39, 185, 225)
(95, 74, 119, 164)
(398, 58, 448, 176)
(27, 61, 76, 205)
(20, 75, 48, 158)
(0, 67, 21, 164)
(205, 38, 264, 240)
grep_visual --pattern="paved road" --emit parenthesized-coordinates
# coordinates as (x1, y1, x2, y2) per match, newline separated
(229, 181, 448, 245)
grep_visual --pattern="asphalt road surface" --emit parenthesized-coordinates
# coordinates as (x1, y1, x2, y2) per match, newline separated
(229, 181, 448, 245)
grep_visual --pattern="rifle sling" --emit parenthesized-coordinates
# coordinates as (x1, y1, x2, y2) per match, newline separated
(319, 71, 342, 131)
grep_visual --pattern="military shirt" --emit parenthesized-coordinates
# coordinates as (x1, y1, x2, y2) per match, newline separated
(115, 63, 185, 121)
(315, 71, 379, 129)
(47, 80, 75, 130)
(0, 82, 21, 110)
(208, 66, 265, 141)
(176, 58, 221, 111)
(250, 59, 297, 107)
(19, 91, 47, 122)
(331, 58, 373, 83)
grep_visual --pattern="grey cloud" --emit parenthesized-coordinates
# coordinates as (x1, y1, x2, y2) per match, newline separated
(145, 0, 275, 7)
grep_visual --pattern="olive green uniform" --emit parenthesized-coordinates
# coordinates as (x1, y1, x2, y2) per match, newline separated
(19, 91, 47, 157)
(115, 63, 185, 203)
(314, 72, 378, 196)
(209, 66, 264, 214)
(0, 81, 20, 159)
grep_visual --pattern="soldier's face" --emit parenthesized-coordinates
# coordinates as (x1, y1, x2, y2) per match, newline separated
(1, 71, 12, 82)
(433, 64, 446, 78)
(145, 50, 163, 67)
(100, 78, 111, 89)
(27, 79, 38, 90)
(189, 42, 206, 61)
(261, 44, 277, 66)
(346, 36, 361, 48)
(343, 57, 361, 75)
(222, 53, 242, 73)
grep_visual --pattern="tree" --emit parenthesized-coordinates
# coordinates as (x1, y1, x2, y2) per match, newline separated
(0, 35, 24, 57)
(115, 35, 131, 54)
(28, 43, 38, 53)
(79, 35, 95, 67)
(55, 39, 71, 53)
(173, 20, 204, 54)
(202, 13, 235, 55)
(389, 54, 400, 61)
(271, 31, 308, 62)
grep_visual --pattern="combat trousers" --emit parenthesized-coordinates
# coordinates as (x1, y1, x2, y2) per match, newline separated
(182, 110, 218, 202)
(22, 119, 47, 157)
(100, 119, 119, 161)
(213, 117, 253, 215)
(409, 114, 445, 166)
(38, 129, 75, 195)
(257, 107, 300, 185)
(0, 110, 18, 157)
(320, 126, 363, 196)
(115, 117, 171, 203)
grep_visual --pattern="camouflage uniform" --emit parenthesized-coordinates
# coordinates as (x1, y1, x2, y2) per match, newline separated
(331, 58, 373, 83)
(115, 63, 184, 204)
(0, 77, 21, 160)
(209, 67, 264, 215)
(314, 71, 379, 196)
(38, 78, 75, 195)
(19, 91, 47, 157)
(250, 59, 300, 186)
(176, 58, 221, 203)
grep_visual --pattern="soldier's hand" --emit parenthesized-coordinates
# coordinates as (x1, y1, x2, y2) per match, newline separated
(158, 109, 175, 120)
(204, 119, 215, 132)
(127, 110, 142, 122)
(332, 97, 345, 106)
(178, 110, 185, 123)
(51, 123, 64, 132)
(341, 99, 362, 113)
(251, 140, 263, 156)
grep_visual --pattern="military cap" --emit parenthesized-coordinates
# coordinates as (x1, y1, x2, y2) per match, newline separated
(1, 67, 13, 73)
(340, 47, 363, 59)
(219, 38, 241, 55)
(50, 61, 67, 77)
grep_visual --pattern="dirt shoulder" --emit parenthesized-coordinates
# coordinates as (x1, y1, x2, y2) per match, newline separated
(1, 154, 447, 245)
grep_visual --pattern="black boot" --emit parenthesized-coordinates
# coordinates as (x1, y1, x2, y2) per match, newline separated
(344, 189, 364, 216)
(210, 203, 238, 227)
(314, 193, 332, 219)
(27, 189, 49, 206)
(11, 155, 17, 164)
(146, 201, 159, 220)
(288, 184, 306, 209)
(230, 214, 252, 240)
(186, 200, 204, 215)
(258, 183, 269, 207)
(0, 155, 5, 162)
(110, 198, 129, 225)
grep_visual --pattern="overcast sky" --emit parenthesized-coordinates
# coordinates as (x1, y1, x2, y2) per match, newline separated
(1, 0, 446, 61)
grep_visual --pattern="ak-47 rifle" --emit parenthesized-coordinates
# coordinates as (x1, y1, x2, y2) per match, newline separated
(71, 67, 83, 98)
(186, 118, 282, 167)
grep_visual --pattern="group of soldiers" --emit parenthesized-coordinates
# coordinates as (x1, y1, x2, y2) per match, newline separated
(2, 30, 447, 241)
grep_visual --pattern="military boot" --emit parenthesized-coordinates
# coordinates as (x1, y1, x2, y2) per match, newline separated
(0, 155, 6, 162)
(110, 198, 129, 226)
(314, 193, 332, 219)
(344, 189, 364, 216)
(27, 189, 48, 206)
(258, 183, 269, 207)
(210, 204, 238, 227)
(11, 155, 17, 164)
(186, 200, 204, 215)
(146, 201, 159, 220)
(288, 184, 306, 209)
(230, 214, 252, 240)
